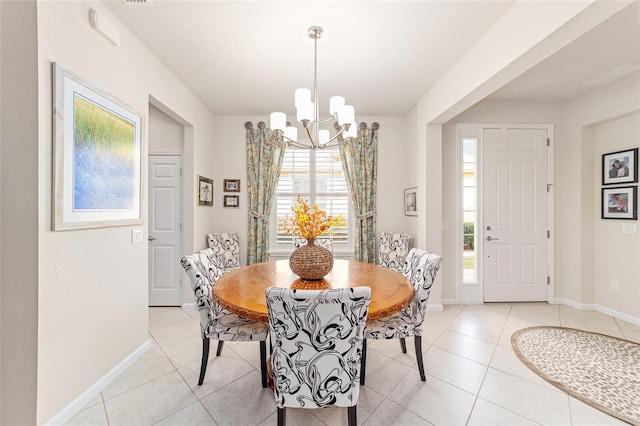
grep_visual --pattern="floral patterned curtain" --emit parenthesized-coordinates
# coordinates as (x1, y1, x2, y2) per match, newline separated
(338, 123, 379, 263)
(246, 122, 286, 264)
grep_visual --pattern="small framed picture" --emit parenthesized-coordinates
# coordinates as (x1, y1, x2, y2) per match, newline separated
(224, 194, 239, 208)
(198, 176, 213, 206)
(602, 148, 638, 185)
(404, 187, 417, 216)
(224, 179, 240, 192)
(602, 186, 637, 220)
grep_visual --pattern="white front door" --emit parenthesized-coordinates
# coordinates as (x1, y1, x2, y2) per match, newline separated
(483, 128, 549, 302)
(148, 154, 183, 306)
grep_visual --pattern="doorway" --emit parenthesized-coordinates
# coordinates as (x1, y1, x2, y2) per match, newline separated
(458, 124, 553, 303)
(148, 154, 183, 306)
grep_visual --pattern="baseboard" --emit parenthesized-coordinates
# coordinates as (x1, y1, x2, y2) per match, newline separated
(595, 304, 640, 326)
(181, 302, 195, 311)
(554, 297, 640, 326)
(442, 298, 457, 305)
(45, 340, 151, 426)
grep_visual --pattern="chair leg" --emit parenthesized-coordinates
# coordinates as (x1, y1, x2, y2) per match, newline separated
(400, 337, 407, 353)
(277, 407, 286, 426)
(360, 339, 367, 385)
(216, 340, 224, 356)
(348, 405, 357, 426)
(198, 339, 210, 386)
(260, 340, 267, 388)
(414, 335, 426, 381)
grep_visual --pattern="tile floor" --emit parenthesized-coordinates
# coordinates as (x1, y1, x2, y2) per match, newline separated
(66, 303, 640, 425)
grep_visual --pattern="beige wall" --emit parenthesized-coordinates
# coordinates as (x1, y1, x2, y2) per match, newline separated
(593, 113, 640, 318)
(0, 2, 39, 424)
(35, 1, 218, 422)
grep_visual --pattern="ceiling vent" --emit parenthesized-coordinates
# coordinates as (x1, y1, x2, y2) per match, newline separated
(121, 0, 153, 5)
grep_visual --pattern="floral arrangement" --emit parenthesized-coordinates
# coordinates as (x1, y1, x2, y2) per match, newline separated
(281, 195, 344, 240)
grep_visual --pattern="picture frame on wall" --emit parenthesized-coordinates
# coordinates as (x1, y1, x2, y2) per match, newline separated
(602, 148, 638, 185)
(224, 179, 241, 192)
(198, 176, 213, 206)
(52, 62, 143, 231)
(602, 186, 637, 220)
(404, 187, 418, 216)
(224, 194, 239, 208)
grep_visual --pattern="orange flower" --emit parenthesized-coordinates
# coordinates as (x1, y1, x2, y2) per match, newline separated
(281, 195, 345, 239)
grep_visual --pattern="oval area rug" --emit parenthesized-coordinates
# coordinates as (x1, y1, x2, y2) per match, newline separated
(512, 326, 640, 425)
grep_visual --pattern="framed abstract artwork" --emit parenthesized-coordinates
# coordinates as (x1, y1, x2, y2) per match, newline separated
(224, 194, 239, 208)
(52, 63, 143, 230)
(224, 179, 240, 192)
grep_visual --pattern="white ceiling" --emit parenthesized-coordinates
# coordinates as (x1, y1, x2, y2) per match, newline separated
(103, 0, 640, 118)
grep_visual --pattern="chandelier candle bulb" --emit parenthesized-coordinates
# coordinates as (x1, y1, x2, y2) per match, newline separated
(297, 101, 313, 123)
(330, 96, 345, 116)
(295, 88, 311, 108)
(270, 112, 286, 131)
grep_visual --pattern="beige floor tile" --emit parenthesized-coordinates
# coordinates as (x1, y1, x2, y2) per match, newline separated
(433, 330, 496, 365)
(489, 346, 557, 391)
(162, 336, 204, 370)
(150, 318, 200, 347)
(153, 401, 216, 426)
(102, 348, 176, 400)
(561, 316, 625, 338)
(178, 350, 256, 399)
(200, 371, 276, 425)
(309, 387, 385, 426)
(363, 398, 433, 426)
(478, 368, 572, 424)
(568, 397, 629, 426)
(80, 393, 103, 410)
(228, 340, 266, 372)
(615, 318, 640, 343)
(64, 402, 109, 426)
(259, 408, 326, 426)
(458, 305, 509, 328)
(149, 307, 193, 331)
(104, 371, 197, 426)
(387, 373, 476, 425)
(447, 317, 503, 344)
(359, 348, 413, 397)
(467, 398, 539, 426)
(424, 346, 487, 394)
(367, 338, 419, 367)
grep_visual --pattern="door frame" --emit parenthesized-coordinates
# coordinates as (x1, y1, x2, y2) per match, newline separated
(148, 151, 184, 306)
(455, 123, 555, 304)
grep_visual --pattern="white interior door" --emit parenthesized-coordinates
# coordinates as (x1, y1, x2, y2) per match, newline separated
(483, 128, 549, 302)
(148, 154, 182, 306)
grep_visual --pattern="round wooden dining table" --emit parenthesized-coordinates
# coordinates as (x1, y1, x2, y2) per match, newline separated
(213, 259, 414, 323)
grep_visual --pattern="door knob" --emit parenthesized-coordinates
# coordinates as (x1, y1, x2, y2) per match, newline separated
(148, 236, 157, 241)
(485, 236, 499, 241)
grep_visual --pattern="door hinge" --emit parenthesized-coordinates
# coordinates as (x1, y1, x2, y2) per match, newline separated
(180, 168, 183, 177)
(547, 276, 550, 285)
(547, 138, 550, 147)
(547, 183, 553, 192)
(547, 230, 551, 238)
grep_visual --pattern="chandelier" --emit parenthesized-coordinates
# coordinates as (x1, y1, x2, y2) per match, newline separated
(270, 26, 357, 149)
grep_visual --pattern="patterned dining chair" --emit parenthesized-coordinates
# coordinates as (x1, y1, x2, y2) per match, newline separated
(266, 287, 372, 426)
(362, 248, 442, 384)
(378, 232, 412, 273)
(180, 248, 268, 386)
(292, 236, 334, 252)
(207, 232, 241, 271)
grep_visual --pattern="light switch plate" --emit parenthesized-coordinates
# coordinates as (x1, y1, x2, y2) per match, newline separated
(131, 227, 143, 243)
(622, 223, 637, 234)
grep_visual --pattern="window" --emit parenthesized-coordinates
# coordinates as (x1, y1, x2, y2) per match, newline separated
(462, 138, 477, 283)
(271, 147, 351, 252)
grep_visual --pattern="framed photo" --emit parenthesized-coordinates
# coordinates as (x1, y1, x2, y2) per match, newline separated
(602, 148, 638, 185)
(404, 187, 417, 216)
(198, 176, 213, 206)
(602, 186, 637, 220)
(224, 195, 239, 208)
(52, 63, 142, 230)
(224, 179, 240, 192)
